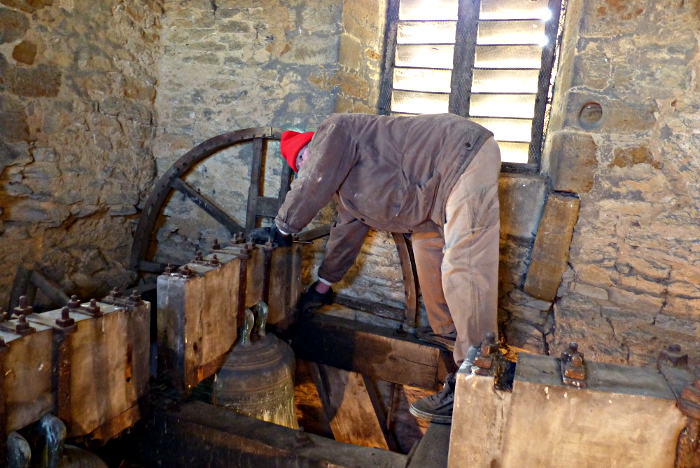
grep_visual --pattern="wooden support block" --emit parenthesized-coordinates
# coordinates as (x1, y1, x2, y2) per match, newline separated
(157, 251, 241, 391)
(308, 363, 389, 450)
(243, 243, 302, 328)
(28, 299, 151, 439)
(448, 361, 512, 468)
(293, 314, 445, 390)
(500, 353, 686, 468)
(0, 324, 53, 433)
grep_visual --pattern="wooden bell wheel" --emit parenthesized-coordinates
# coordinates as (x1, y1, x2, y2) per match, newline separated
(129, 126, 419, 329)
(129, 127, 290, 276)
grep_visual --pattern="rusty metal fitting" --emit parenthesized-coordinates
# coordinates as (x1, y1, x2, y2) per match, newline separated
(473, 332, 501, 376)
(164, 263, 175, 274)
(13, 295, 33, 317)
(212, 239, 221, 250)
(80, 299, 103, 317)
(561, 342, 587, 388)
(211, 255, 221, 266)
(108, 287, 122, 299)
(14, 314, 35, 336)
(294, 426, 314, 449)
(263, 237, 274, 251)
(658, 343, 689, 369)
(56, 306, 75, 328)
(396, 324, 408, 337)
(678, 378, 700, 420)
(128, 290, 144, 306)
(179, 265, 195, 278)
(561, 342, 580, 363)
(194, 251, 204, 262)
(67, 295, 81, 310)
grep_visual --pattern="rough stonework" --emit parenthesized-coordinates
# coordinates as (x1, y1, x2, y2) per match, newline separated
(0, 0, 163, 305)
(545, 0, 700, 371)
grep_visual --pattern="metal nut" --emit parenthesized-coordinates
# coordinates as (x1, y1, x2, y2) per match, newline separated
(13, 295, 33, 317)
(56, 306, 75, 328)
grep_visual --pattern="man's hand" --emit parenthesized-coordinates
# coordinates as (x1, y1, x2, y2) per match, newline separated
(298, 281, 333, 315)
(249, 226, 292, 247)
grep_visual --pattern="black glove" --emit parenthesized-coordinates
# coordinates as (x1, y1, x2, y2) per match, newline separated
(298, 281, 333, 315)
(249, 226, 292, 247)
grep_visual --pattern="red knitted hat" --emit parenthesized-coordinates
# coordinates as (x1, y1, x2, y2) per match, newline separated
(280, 131, 314, 172)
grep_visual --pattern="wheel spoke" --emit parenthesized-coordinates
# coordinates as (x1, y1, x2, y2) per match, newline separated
(171, 178, 244, 234)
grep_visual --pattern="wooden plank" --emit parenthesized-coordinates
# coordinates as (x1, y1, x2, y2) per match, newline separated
(171, 178, 244, 234)
(316, 365, 389, 450)
(127, 400, 408, 468)
(362, 374, 399, 452)
(293, 314, 444, 390)
(296, 224, 332, 242)
(334, 294, 405, 322)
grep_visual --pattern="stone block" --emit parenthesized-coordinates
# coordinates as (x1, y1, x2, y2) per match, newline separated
(0, 7, 29, 44)
(570, 281, 608, 300)
(12, 39, 36, 64)
(448, 361, 512, 468)
(571, 42, 611, 90)
(339, 33, 362, 72)
(502, 318, 546, 353)
(562, 91, 657, 133)
(524, 193, 581, 301)
(547, 130, 598, 193)
(11, 64, 61, 97)
(500, 354, 686, 468)
(0, 95, 29, 142)
(498, 174, 547, 239)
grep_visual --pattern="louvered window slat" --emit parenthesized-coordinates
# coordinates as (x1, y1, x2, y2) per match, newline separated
(379, 0, 563, 169)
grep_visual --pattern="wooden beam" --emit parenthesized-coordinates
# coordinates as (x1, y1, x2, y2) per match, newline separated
(293, 314, 446, 390)
(125, 401, 409, 468)
(171, 178, 244, 234)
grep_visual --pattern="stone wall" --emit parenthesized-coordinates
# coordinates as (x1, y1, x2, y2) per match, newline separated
(525, 0, 700, 371)
(0, 0, 162, 306)
(151, 0, 344, 267)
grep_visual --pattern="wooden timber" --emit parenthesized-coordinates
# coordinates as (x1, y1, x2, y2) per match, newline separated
(293, 314, 449, 390)
(0, 323, 53, 434)
(126, 400, 408, 468)
(307, 363, 390, 450)
(28, 299, 151, 439)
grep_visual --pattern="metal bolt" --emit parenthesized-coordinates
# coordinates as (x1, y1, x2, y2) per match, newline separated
(195, 251, 204, 262)
(67, 295, 81, 309)
(13, 295, 32, 317)
(15, 314, 35, 336)
(264, 237, 274, 251)
(212, 239, 221, 250)
(211, 255, 220, 266)
(56, 306, 75, 328)
(82, 299, 102, 317)
(165, 263, 174, 274)
(561, 342, 580, 363)
(180, 265, 194, 277)
(128, 290, 144, 306)
(480, 332, 498, 357)
(396, 324, 407, 337)
(110, 287, 122, 298)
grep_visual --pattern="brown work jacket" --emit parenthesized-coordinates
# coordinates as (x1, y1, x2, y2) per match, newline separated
(275, 113, 493, 283)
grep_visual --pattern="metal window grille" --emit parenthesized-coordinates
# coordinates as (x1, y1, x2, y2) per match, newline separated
(377, 0, 564, 173)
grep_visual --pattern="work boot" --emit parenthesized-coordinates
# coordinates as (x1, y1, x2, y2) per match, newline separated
(409, 373, 456, 424)
(415, 326, 456, 352)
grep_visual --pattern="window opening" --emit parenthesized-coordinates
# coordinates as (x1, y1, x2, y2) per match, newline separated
(378, 0, 565, 172)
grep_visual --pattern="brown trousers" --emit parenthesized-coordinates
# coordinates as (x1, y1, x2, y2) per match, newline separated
(412, 137, 501, 364)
